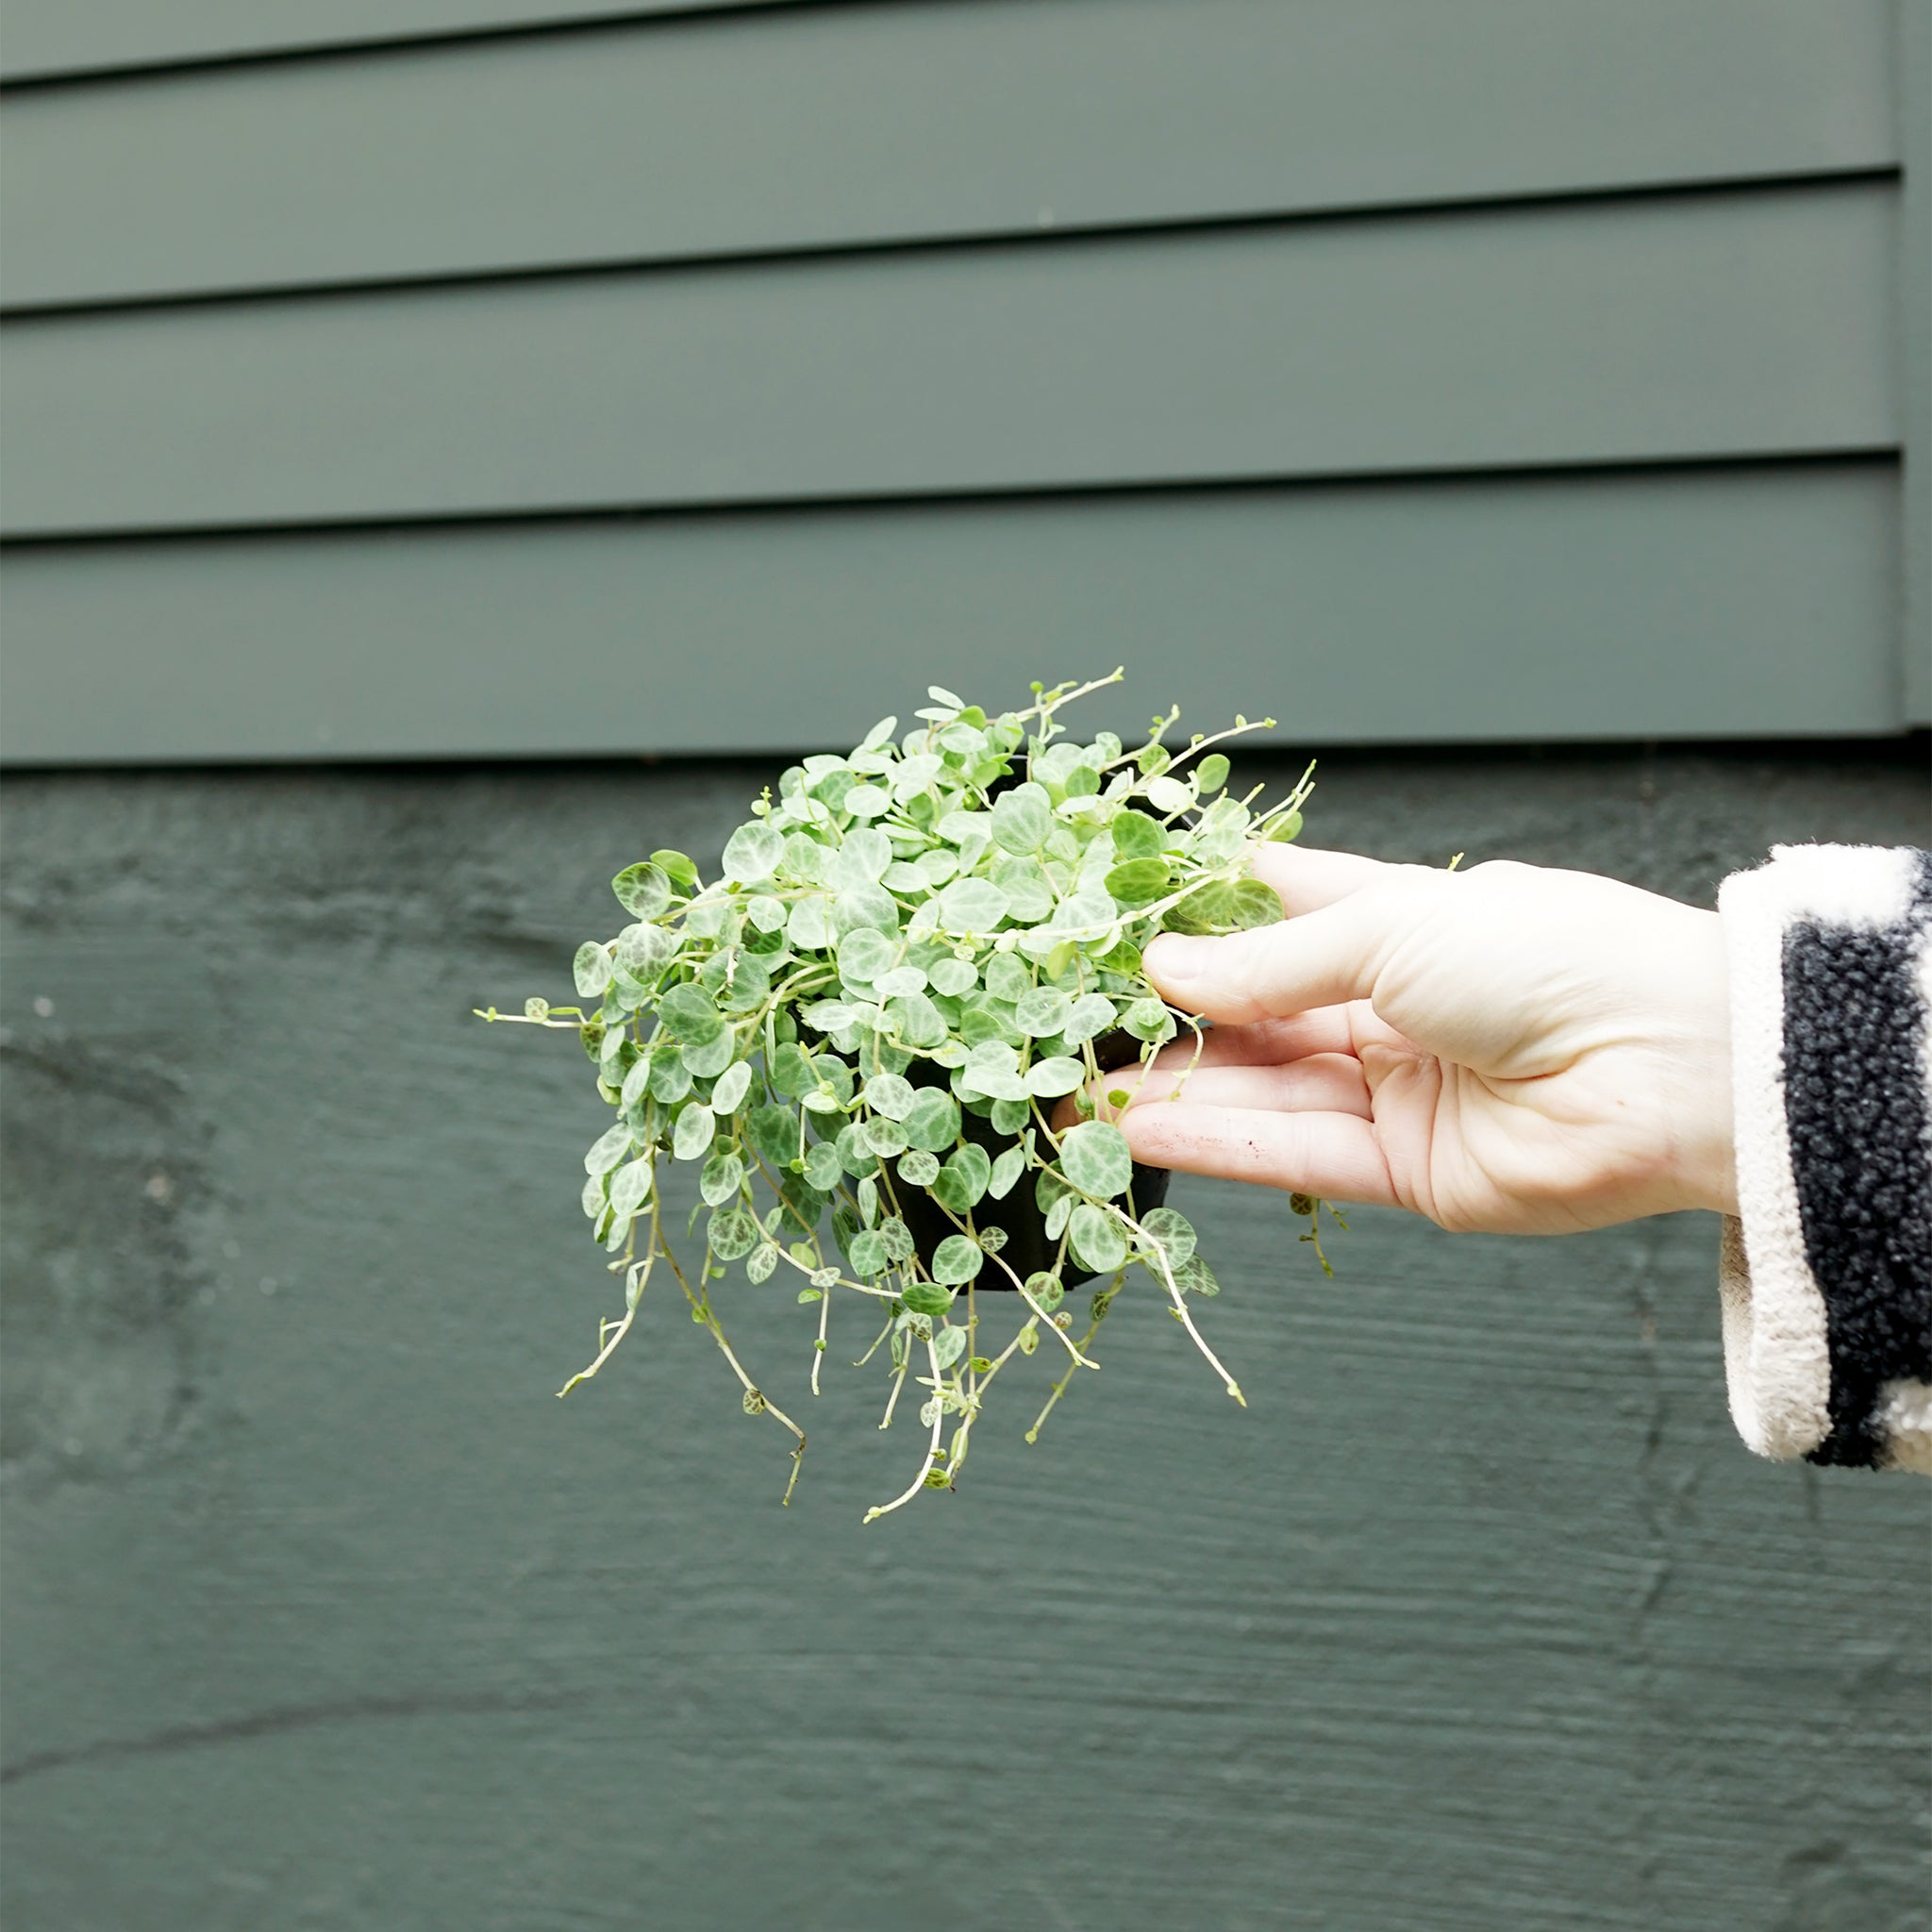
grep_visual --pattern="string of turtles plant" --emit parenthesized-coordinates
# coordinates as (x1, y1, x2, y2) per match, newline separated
(477, 671, 1341, 1520)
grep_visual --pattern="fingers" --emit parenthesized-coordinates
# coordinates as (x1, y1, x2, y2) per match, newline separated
(1157, 1009, 1359, 1066)
(1144, 885, 1426, 1025)
(1244, 843, 1391, 916)
(1102, 1052, 1372, 1119)
(1141, 1006, 1417, 1072)
(1120, 1104, 1399, 1208)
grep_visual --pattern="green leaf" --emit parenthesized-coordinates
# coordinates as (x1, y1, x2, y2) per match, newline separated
(990, 782, 1054, 855)
(608, 1158, 652, 1219)
(901, 1090, 961, 1154)
(863, 1115, 908, 1158)
(1069, 1203, 1126, 1273)
(1121, 999, 1174, 1044)
(848, 1229, 887, 1275)
(746, 1104, 798, 1170)
(574, 942, 614, 998)
(877, 1216, 915, 1263)
(1024, 1270, 1064, 1312)
(1058, 1120, 1133, 1199)
(1013, 987, 1071, 1037)
(798, 1287, 824, 1304)
(1194, 753, 1230, 794)
(898, 1150, 941, 1188)
(992, 861, 1055, 924)
(987, 1142, 1027, 1199)
(1045, 1191, 1074, 1241)
(930, 1236, 984, 1286)
(864, 1072, 918, 1121)
(984, 953, 1032, 1003)
(1108, 809, 1165, 860)
(616, 922, 675, 981)
(836, 1120, 881, 1176)
(651, 848, 699, 888)
(887, 991, 949, 1050)
(804, 1141, 844, 1191)
(936, 877, 1009, 934)
(648, 1054, 693, 1105)
(990, 1096, 1031, 1136)
(786, 896, 837, 951)
(658, 981, 724, 1045)
(769, 1041, 817, 1099)
(931, 1324, 969, 1370)
(902, 1282, 953, 1317)
(708, 1208, 759, 1260)
(709, 1059, 754, 1114)
(1105, 858, 1171, 908)
(584, 1121, 633, 1175)
(699, 1149, 744, 1206)
(1268, 808, 1304, 843)
(836, 926, 895, 986)
(673, 1103, 716, 1161)
(827, 825, 893, 889)
(1144, 774, 1193, 816)
(1166, 876, 1281, 935)
(1061, 993, 1118, 1046)
(746, 1242, 779, 1284)
(1024, 1057, 1086, 1097)
(722, 821, 785, 884)
(612, 862, 673, 918)
(926, 956, 978, 997)
(682, 1028, 738, 1079)
(932, 1143, 992, 1213)
(1139, 1206, 1197, 1268)
(1174, 1255, 1222, 1297)
(1224, 877, 1284, 929)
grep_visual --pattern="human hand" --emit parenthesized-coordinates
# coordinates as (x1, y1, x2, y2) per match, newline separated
(1076, 846, 1737, 1235)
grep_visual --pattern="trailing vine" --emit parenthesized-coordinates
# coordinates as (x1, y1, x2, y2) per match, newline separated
(479, 672, 1338, 1518)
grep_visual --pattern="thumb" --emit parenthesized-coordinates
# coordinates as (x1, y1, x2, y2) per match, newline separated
(1142, 885, 1424, 1024)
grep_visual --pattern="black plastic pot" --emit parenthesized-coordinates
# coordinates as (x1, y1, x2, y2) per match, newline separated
(898, 1026, 1169, 1289)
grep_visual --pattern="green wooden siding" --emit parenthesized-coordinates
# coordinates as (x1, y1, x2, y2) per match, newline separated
(0, 0, 1924, 762)
(3, 467, 1898, 763)
(1, 0, 1895, 308)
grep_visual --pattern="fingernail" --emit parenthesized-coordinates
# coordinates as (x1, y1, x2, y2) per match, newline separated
(1142, 932, 1212, 986)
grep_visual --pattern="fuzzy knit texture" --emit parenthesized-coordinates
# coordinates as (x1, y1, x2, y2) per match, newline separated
(1717, 843, 1932, 1474)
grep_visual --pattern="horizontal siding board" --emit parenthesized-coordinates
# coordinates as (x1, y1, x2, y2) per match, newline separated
(0, 0, 796, 83)
(0, 465, 1900, 763)
(0, 0, 1898, 310)
(0, 185, 1898, 539)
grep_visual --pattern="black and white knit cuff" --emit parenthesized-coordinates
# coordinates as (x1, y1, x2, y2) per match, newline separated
(1717, 843, 1932, 1473)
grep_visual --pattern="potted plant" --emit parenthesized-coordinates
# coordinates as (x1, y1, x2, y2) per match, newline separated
(478, 671, 1339, 1519)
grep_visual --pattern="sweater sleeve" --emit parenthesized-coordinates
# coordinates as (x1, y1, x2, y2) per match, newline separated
(1715, 843, 1932, 1473)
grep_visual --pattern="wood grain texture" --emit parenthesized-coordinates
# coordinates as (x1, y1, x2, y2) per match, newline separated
(0, 183, 1898, 538)
(0, 464, 1905, 763)
(0, 0, 1895, 309)
(2, 747, 1925, 1930)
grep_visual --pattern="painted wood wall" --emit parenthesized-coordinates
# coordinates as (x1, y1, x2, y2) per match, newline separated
(2, 0, 1926, 761)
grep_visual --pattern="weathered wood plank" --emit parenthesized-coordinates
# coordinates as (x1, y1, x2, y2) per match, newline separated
(0, 0, 1895, 309)
(0, 465, 1901, 763)
(0, 185, 1897, 538)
